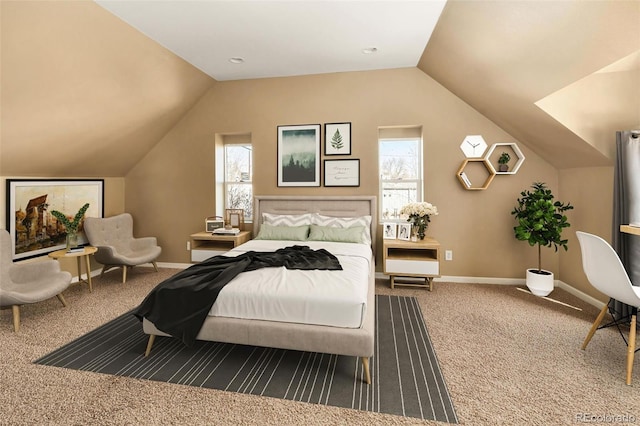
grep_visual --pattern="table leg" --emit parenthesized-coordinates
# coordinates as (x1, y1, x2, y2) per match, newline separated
(84, 254, 93, 292)
(76, 257, 82, 287)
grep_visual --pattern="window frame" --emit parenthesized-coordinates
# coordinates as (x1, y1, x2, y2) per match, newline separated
(223, 142, 253, 222)
(378, 137, 424, 222)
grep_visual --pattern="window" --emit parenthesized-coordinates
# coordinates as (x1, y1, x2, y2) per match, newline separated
(224, 143, 253, 221)
(379, 135, 423, 221)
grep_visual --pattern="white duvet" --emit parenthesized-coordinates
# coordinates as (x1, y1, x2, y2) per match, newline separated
(208, 239, 372, 328)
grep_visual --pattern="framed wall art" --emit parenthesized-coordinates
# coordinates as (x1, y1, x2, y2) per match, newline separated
(277, 124, 321, 187)
(324, 122, 351, 155)
(323, 159, 360, 187)
(5, 179, 104, 260)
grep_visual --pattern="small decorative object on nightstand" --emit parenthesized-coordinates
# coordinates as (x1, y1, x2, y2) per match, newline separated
(383, 238, 441, 291)
(399, 201, 438, 240)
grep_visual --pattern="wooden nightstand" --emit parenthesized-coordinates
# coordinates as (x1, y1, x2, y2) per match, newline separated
(383, 237, 441, 291)
(190, 231, 251, 262)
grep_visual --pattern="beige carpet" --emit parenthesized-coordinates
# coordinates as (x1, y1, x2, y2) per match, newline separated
(1, 267, 639, 425)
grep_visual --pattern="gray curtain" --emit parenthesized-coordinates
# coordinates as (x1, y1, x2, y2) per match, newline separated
(611, 130, 640, 319)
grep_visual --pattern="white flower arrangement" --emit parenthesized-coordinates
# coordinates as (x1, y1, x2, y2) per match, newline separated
(399, 202, 438, 240)
(399, 202, 438, 218)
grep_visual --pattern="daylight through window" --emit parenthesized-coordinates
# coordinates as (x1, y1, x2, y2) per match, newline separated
(379, 137, 423, 220)
(224, 144, 253, 220)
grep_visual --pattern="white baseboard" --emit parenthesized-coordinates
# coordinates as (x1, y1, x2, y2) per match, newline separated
(157, 262, 191, 269)
(375, 272, 604, 309)
(556, 280, 605, 309)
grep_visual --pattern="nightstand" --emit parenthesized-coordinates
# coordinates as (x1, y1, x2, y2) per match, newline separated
(383, 237, 441, 291)
(190, 231, 251, 262)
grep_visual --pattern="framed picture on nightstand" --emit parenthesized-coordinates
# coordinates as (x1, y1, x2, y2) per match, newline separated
(383, 223, 397, 239)
(397, 223, 411, 241)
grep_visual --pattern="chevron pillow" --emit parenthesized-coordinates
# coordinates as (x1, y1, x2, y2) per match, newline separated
(262, 213, 315, 227)
(312, 214, 372, 246)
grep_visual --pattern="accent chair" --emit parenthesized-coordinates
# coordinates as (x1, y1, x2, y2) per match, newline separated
(84, 213, 161, 283)
(0, 230, 72, 332)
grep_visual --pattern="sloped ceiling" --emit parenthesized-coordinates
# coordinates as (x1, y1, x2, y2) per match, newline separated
(1, 1, 639, 177)
(0, 1, 214, 177)
(419, 0, 640, 169)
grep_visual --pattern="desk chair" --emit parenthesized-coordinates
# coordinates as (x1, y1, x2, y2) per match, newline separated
(576, 231, 640, 385)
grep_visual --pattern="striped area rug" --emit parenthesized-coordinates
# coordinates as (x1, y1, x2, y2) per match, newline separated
(35, 295, 457, 423)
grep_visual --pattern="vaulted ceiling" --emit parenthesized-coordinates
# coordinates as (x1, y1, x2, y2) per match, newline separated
(1, 1, 638, 176)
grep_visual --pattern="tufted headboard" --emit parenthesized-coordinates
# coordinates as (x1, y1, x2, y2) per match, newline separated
(254, 195, 377, 254)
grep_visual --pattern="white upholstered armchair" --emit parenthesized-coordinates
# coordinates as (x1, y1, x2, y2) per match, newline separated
(84, 213, 161, 283)
(0, 230, 72, 332)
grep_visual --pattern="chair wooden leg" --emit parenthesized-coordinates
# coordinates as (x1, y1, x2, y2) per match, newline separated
(122, 266, 127, 283)
(152, 261, 158, 272)
(626, 313, 637, 385)
(361, 357, 371, 385)
(144, 334, 156, 357)
(11, 305, 20, 332)
(100, 265, 107, 278)
(582, 302, 609, 350)
(56, 293, 68, 307)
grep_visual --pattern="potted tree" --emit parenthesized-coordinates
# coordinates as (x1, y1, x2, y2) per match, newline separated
(498, 152, 511, 172)
(511, 182, 573, 296)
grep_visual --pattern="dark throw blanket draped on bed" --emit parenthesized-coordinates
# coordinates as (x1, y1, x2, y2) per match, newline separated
(133, 245, 342, 346)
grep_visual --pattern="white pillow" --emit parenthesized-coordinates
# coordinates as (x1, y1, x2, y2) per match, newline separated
(262, 212, 315, 227)
(312, 214, 372, 245)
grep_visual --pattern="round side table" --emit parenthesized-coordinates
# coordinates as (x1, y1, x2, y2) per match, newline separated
(48, 246, 98, 292)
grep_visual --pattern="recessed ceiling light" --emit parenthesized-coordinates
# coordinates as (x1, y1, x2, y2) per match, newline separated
(229, 57, 245, 64)
(362, 47, 378, 54)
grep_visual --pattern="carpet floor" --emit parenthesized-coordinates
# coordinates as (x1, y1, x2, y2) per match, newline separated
(34, 295, 457, 423)
(2, 266, 640, 425)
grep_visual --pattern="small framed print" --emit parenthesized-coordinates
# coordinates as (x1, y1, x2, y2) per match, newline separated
(397, 223, 411, 241)
(324, 159, 359, 187)
(383, 223, 397, 239)
(324, 122, 351, 155)
(225, 209, 244, 230)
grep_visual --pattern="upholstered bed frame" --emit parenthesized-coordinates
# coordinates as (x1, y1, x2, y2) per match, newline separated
(142, 195, 377, 384)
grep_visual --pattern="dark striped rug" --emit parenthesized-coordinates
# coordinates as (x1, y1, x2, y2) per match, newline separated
(35, 295, 457, 423)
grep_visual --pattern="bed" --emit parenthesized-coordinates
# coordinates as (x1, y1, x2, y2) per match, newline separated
(141, 195, 377, 384)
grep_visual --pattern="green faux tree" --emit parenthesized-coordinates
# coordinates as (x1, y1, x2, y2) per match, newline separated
(331, 129, 343, 150)
(511, 182, 573, 273)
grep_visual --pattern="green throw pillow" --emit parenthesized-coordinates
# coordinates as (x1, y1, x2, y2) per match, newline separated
(308, 225, 365, 243)
(255, 223, 309, 241)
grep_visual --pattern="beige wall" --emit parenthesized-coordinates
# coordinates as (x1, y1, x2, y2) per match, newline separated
(126, 67, 561, 278)
(559, 167, 614, 302)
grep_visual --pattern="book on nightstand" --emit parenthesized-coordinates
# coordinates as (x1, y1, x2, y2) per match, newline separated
(67, 247, 85, 253)
(213, 228, 240, 235)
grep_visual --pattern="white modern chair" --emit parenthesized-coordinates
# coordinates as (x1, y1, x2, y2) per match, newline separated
(576, 231, 640, 385)
(84, 213, 161, 283)
(0, 230, 72, 332)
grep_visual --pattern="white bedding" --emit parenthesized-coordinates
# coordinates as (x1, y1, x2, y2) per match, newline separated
(208, 239, 372, 328)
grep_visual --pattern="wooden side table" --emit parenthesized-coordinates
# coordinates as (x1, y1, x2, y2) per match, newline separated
(48, 246, 98, 292)
(383, 237, 441, 291)
(190, 231, 252, 262)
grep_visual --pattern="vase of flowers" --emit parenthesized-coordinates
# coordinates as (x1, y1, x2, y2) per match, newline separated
(51, 203, 90, 249)
(399, 202, 438, 240)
